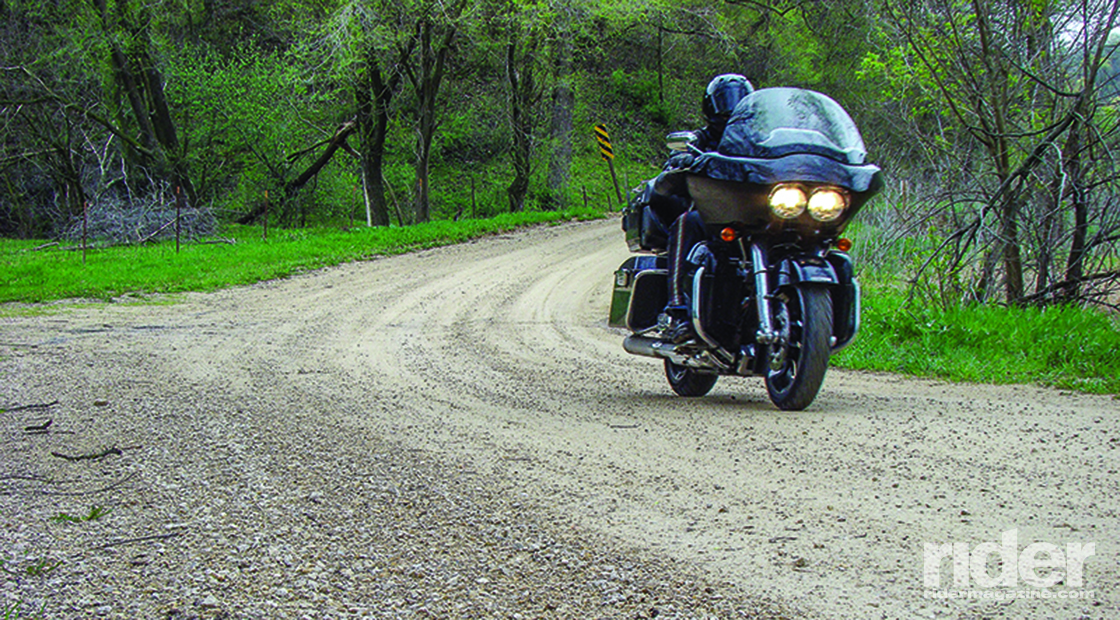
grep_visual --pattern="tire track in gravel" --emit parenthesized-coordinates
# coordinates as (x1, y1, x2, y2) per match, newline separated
(3, 217, 1117, 620)
(267, 218, 1118, 620)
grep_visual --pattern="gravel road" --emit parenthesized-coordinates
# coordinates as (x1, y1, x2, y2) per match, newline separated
(2, 217, 1117, 619)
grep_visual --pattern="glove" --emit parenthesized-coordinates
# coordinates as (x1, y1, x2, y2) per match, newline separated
(664, 152, 695, 171)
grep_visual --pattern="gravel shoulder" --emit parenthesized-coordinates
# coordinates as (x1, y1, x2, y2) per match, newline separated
(2, 218, 1117, 619)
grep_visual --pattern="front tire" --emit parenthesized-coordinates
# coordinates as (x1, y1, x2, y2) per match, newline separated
(664, 360, 718, 397)
(765, 286, 832, 411)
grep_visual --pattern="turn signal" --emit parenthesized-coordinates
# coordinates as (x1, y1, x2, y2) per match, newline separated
(836, 238, 853, 252)
(720, 227, 738, 242)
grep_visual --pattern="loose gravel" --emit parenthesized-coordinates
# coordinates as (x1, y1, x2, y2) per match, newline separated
(3, 218, 1117, 619)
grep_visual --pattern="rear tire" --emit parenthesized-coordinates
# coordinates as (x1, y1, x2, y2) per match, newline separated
(765, 286, 832, 411)
(664, 360, 718, 397)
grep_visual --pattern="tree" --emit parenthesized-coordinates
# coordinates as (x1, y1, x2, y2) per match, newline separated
(398, 0, 470, 222)
(498, 1, 546, 212)
(876, 0, 1120, 307)
(0, 0, 203, 236)
(88, 0, 197, 206)
(324, 0, 414, 227)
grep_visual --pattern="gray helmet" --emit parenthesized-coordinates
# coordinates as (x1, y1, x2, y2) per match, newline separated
(702, 74, 754, 123)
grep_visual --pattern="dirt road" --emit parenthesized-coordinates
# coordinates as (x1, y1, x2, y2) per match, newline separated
(2, 218, 1116, 619)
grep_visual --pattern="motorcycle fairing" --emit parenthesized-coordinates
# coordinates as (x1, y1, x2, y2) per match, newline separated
(687, 86, 883, 224)
(689, 152, 882, 195)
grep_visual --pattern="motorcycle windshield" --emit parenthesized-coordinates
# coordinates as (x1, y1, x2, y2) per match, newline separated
(717, 88, 868, 165)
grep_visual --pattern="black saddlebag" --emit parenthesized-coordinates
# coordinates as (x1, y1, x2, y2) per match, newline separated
(622, 181, 669, 253)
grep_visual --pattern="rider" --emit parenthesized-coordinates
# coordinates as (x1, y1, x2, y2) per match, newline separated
(649, 73, 755, 342)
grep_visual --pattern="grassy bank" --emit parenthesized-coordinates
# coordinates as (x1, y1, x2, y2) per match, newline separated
(835, 289, 1120, 395)
(3, 212, 1118, 395)
(0, 208, 603, 304)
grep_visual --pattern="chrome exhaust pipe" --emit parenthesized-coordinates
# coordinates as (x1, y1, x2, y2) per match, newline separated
(623, 334, 668, 358)
(623, 335, 722, 370)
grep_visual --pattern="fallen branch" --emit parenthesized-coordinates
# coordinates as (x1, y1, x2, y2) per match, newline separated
(3, 400, 60, 413)
(51, 446, 122, 461)
(24, 419, 52, 433)
(31, 242, 59, 251)
(1020, 270, 1120, 306)
(238, 119, 358, 225)
(137, 218, 177, 244)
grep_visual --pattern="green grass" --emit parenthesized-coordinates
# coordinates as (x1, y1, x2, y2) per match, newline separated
(0, 208, 603, 304)
(835, 288, 1120, 394)
(49, 505, 113, 524)
(3, 209, 1119, 395)
(2, 600, 47, 620)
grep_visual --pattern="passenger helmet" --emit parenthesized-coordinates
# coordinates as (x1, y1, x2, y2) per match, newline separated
(702, 74, 754, 123)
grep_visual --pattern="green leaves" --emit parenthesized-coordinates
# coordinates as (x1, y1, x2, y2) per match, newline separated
(49, 505, 113, 524)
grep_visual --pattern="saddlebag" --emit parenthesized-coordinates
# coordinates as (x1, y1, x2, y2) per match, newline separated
(622, 181, 669, 253)
(609, 256, 667, 330)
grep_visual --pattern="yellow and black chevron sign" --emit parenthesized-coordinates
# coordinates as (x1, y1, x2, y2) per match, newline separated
(594, 124, 614, 160)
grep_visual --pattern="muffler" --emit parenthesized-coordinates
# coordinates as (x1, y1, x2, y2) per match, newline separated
(623, 335, 719, 370)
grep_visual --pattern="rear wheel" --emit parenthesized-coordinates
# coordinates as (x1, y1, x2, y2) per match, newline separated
(664, 360, 719, 397)
(765, 286, 832, 411)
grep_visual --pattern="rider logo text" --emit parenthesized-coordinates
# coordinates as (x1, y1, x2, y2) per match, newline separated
(923, 528, 1096, 589)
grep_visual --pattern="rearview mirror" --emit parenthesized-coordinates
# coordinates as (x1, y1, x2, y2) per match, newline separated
(666, 131, 698, 153)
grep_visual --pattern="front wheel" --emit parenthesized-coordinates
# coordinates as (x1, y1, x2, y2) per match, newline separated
(665, 360, 719, 397)
(765, 286, 833, 411)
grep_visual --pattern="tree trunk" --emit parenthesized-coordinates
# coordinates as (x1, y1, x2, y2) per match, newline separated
(506, 38, 534, 212)
(546, 37, 573, 210)
(356, 48, 392, 228)
(1062, 126, 1086, 302)
(236, 122, 357, 225)
(138, 47, 198, 207)
(411, 17, 456, 223)
(1000, 194, 1024, 303)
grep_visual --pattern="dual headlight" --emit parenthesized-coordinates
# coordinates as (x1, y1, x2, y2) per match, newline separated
(768, 184, 849, 222)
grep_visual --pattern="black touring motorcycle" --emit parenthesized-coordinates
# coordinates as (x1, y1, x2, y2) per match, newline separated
(610, 88, 882, 410)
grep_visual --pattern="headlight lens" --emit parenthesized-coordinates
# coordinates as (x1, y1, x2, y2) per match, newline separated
(807, 188, 848, 222)
(769, 184, 807, 219)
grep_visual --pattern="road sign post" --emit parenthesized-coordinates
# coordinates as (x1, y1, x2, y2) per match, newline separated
(594, 124, 624, 208)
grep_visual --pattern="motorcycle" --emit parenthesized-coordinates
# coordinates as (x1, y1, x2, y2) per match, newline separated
(610, 87, 883, 410)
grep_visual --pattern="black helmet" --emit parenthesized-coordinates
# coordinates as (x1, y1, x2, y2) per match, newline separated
(702, 74, 754, 123)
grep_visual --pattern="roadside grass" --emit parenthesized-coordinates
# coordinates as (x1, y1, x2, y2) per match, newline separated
(835, 288, 1120, 395)
(0, 208, 603, 305)
(3, 210, 1118, 395)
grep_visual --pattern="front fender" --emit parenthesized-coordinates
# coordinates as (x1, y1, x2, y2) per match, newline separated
(777, 255, 839, 287)
(776, 252, 860, 351)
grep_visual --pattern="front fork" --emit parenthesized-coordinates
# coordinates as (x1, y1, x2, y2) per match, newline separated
(747, 241, 779, 346)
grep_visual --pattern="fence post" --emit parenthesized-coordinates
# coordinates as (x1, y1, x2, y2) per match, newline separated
(175, 186, 182, 254)
(82, 201, 88, 265)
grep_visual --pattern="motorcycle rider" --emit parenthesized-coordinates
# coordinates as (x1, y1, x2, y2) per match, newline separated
(649, 73, 755, 342)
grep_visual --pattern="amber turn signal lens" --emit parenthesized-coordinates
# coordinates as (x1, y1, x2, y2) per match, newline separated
(720, 227, 738, 242)
(836, 238, 853, 252)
